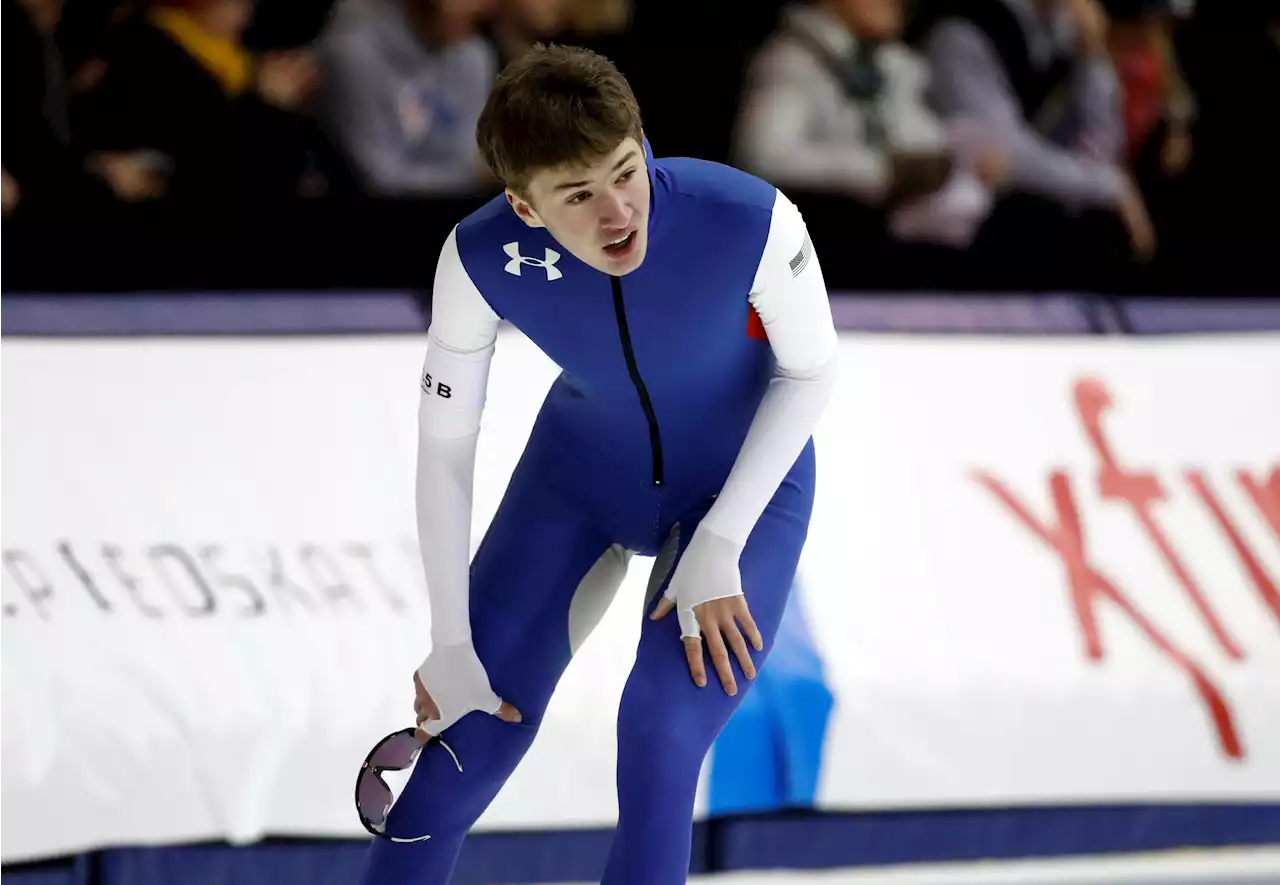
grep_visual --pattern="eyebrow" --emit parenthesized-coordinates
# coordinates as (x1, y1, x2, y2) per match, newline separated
(553, 151, 639, 191)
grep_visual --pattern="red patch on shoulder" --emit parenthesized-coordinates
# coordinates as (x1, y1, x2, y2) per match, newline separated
(747, 307, 768, 340)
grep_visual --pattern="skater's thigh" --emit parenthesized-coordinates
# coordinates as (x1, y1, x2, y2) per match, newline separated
(622, 445, 816, 743)
(465, 439, 629, 723)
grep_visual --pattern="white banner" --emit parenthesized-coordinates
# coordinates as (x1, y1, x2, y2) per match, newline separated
(3, 331, 1279, 863)
(804, 334, 1280, 808)
(1, 333, 666, 863)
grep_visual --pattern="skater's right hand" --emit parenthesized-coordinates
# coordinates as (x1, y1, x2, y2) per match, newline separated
(413, 640, 522, 743)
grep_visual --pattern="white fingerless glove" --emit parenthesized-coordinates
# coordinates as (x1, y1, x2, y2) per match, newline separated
(662, 526, 746, 639)
(416, 640, 502, 736)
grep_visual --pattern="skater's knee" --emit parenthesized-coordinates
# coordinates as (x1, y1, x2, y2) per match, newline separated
(387, 714, 538, 838)
(615, 678, 720, 771)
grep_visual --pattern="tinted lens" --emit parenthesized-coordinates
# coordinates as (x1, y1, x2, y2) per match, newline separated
(369, 731, 420, 771)
(356, 730, 421, 830)
(356, 769, 394, 827)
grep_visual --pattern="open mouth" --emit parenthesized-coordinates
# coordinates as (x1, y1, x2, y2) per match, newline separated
(603, 230, 637, 257)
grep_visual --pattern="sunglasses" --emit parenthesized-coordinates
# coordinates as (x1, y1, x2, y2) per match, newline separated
(354, 727, 463, 842)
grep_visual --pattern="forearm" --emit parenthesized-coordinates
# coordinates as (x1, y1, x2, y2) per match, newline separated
(414, 327, 496, 642)
(1074, 56, 1124, 162)
(1004, 122, 1124, 207)
(925, 21, 1123, 208)
(700, 362, 837, 545)
(416, 425, 480, 645)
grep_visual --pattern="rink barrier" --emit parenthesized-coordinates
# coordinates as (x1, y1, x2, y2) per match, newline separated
(5, 291, 1280, 337)
(3, 291, 1278, 885)
(4, 805, 1279, 885)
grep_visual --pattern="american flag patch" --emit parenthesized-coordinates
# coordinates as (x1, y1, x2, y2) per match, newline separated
(789, 234, 812, 277)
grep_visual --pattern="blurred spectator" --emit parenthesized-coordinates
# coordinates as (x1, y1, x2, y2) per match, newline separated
(1, 0, 160, 220)
(1105, 0, 1194, 176)
(732, 0, 1006, 250)
(71, 0, 349, 224)
(316, 0, 498, 197)
(484, 0, 632, 69)
(486, 0, 563, 69)
(911, 0, 1157, 273)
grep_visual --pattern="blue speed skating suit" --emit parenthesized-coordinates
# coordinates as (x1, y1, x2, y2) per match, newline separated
(360, 140, 838, 884)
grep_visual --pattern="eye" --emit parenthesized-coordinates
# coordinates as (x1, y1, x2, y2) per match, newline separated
(567, 190, 591, 205)
(617, 168, 636, 183)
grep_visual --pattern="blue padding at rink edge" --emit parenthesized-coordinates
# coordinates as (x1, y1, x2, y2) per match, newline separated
(709, 579, 835, 815)
(825, 292, 1102, 334)
(4, 291, 1102, 336)
(87, 826, 711, 885)
(711, 804, 1280, 871)
(0, 858, 90, 885)
(0, 870, 81, 885)
(3, 807, 1276, 885)
(0, 292, 427, 336)
(1120, 298, 1280, 333)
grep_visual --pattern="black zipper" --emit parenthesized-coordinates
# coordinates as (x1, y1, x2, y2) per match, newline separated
(610, 275, 664, 487)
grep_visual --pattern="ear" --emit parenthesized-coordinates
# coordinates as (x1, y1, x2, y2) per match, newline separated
(506, 190, 545, 229)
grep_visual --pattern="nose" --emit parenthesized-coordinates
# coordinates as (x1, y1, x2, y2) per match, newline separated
(597, 190, 630, 229)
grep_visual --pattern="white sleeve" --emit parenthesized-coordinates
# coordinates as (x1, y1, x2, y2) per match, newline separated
(698, 190, 839, 547)
(416, 226, 502, 644)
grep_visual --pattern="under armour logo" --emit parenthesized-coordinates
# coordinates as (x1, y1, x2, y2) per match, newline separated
(503, 242, 563, 280)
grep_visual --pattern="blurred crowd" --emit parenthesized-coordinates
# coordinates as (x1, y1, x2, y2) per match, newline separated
(3, 0, 1277, 295)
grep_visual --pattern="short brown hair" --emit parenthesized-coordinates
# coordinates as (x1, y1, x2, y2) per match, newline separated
(476, 44, 643, 195)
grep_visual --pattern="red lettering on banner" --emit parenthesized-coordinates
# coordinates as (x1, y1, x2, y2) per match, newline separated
(973, 470, 1244, 759)
(1187, 472, 1280, 627)
(1239, 468, 1280, 543)
(1074, 379, 1244, 659)
(969, 377, 1280, 760)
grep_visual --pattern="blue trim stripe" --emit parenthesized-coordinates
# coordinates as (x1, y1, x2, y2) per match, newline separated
(5, 807, 1277, 885)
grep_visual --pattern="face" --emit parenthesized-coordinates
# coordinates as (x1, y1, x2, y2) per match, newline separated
(410, 0, 491, 42)
(509, 137, 651, 276)
(198, 0, 254, 40)
(504, 0, 565, 35)
(26, 0, 65, 33)
(835, 0, 902, 40)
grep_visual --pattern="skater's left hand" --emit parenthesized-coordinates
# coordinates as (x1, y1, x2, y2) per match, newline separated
(650, 525, 764, 696)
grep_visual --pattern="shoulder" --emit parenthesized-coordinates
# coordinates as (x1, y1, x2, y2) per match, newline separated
(453, 192, 531, 263)
(449, 193, 566, 305)
(428, 212, 506, 351)
(654, 157, 780, 218)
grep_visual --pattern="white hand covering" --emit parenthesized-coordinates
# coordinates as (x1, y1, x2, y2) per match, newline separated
(416, 640, 504, 736)
(662, 526, 747, 639)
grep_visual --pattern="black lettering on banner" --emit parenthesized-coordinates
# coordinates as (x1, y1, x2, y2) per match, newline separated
(200, 546, 267, 617)
(345, 543, 405, 612)
(301, 544, 362, 611)
(263, 547, 315, 613)
(3, 550, 54, 620)
(57, 541, 113, 612)
(149, 544, 217, 616)
(421, 372, 453, 399)
(102, 545, 164, 619)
